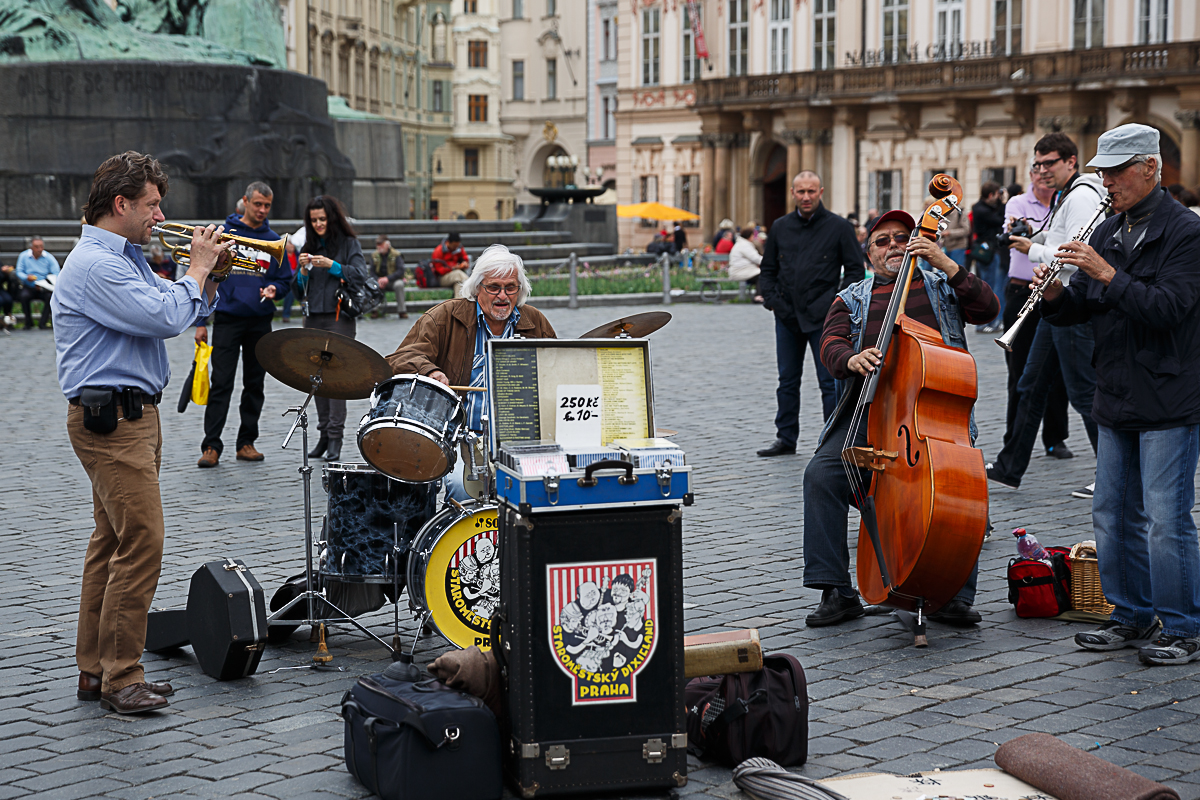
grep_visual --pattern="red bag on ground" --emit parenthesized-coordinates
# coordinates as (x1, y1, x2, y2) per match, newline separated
(1007, 546, 1073, 618)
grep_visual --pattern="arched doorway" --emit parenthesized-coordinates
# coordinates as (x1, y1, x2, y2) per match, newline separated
(541, 146, 570, 188)
(762, 144, 787, 230)
(1151, 124, 1181, 186)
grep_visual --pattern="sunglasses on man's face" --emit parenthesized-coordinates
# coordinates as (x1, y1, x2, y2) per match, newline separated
(872, 233, 909, 249)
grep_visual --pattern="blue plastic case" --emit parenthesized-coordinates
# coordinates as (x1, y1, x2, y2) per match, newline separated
(496, 462, 693, 513)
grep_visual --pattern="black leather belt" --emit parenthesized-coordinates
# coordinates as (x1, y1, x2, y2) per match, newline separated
(69, 390, 162, 406)
(1009, 278, 1032, 288)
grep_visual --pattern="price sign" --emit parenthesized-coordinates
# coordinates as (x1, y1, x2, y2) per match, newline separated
(555, 384, 602, 448)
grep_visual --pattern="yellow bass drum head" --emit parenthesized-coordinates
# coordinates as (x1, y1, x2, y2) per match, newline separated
(412, 504, 498, 650)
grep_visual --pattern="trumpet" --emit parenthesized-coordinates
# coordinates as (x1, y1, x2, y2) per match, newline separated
(995, 196, 1112, 352)
(152, 222, 288, 280)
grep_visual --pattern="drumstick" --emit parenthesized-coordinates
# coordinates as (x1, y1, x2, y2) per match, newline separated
(449, 386, 488, 392)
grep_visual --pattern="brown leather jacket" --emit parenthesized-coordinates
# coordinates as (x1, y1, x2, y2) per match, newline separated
(385, 298, 557, 386)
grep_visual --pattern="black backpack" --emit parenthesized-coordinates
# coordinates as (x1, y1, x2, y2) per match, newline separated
(337, 271, 384, 318)
(685, 653, 809, 767)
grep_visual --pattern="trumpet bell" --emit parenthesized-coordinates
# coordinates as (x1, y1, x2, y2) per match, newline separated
(153, 223, 288, 276)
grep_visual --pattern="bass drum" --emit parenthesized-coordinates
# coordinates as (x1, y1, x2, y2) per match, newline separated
(406, 502, 498, 650)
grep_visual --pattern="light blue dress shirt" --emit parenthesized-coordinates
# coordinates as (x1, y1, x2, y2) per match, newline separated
(16, 249, 59, 286)
(466, 302, 520, 432)
(51, 225, 218, 399)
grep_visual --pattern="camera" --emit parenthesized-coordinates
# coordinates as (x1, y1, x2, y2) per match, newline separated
(998, 218, 1032, 248)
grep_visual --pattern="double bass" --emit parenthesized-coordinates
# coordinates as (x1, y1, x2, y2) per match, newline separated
(840, 174, 988, 646)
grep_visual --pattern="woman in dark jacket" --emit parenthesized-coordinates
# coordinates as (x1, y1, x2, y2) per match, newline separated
(292, 195, 369, 461)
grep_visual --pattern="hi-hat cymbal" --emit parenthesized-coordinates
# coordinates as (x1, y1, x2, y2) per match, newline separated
(579, 311, 672, 339)
(255, 328, 392, 400)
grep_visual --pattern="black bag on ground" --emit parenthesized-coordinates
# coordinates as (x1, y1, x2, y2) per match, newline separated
(341, 661, 502, 800)
(186, 558, 268, 680)
(685, 653, 808, 767)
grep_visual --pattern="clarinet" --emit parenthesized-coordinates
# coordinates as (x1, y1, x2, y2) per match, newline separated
(995, 196, 1112, 352)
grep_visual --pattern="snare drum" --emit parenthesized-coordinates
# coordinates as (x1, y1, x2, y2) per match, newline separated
(358, 375, 466, 483)
(406, 502, 499, 650)
(320, 462, 437, 582)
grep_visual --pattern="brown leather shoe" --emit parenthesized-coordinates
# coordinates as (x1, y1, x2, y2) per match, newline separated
(197, 448, 219, 468)
(79, 672, 173, 701)
(99, 682, 169, 714)
(236, 444, 265, 462)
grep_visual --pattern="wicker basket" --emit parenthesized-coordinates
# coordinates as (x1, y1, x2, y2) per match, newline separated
(1069, 542, 1115, 615)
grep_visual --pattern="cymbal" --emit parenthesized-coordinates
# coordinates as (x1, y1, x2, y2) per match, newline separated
(255, 328, 392, 400)
(579, 311, 672, 339)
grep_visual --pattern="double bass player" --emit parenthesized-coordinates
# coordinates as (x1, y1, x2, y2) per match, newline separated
(801, 209, 999, 628)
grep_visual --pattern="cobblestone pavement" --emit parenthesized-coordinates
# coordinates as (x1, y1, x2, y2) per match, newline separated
(2, 303, 1199, 800)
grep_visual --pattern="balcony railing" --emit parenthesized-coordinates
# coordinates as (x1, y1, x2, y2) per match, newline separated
(694, 41, 1200, 109)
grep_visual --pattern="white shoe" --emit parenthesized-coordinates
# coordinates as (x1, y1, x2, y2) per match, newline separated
(1071, 482, 1095, 500)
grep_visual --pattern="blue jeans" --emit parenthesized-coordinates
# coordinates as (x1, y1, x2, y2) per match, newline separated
(280, 289, 295, 320)
(948, 248, 967, 267)
(774, 317, 836, 447)
(1094, 424, 1200, 638)
(974, 254, 1005, 327)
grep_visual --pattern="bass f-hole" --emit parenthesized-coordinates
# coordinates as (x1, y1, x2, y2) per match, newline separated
(897, 425, 920, 467)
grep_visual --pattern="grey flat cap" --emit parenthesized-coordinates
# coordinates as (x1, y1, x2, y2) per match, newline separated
(1087, 123, 1161, 169)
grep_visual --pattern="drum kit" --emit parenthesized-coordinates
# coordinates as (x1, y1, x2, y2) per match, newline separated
(254, 311, 671, 662)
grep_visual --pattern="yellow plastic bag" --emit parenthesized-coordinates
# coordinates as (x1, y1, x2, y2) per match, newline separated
(192, 341, 212, 406)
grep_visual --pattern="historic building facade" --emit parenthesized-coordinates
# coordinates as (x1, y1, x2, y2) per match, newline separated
(289, 0, 454, 218)
(620, 0, 1200, 247)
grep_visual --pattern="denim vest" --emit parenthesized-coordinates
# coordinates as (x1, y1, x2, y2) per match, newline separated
(816, 269, 978, 448)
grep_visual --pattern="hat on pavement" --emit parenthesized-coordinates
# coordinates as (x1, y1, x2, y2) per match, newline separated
(1086, 124, 1161, 169)
(868, 209, 917, 235)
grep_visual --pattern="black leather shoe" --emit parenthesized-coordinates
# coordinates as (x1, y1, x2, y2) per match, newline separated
(324, 439, 343, 462)
(806, 589, 865, 627)
(929, 598, 982, 626)
(756, 439, 796, 457)
(1046, 443, 1075, 459)
(985, 463, 1020, 489)
(308, 435, 329, 459)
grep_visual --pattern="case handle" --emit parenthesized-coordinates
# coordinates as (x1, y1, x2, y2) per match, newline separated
(578, 459, 636, 488)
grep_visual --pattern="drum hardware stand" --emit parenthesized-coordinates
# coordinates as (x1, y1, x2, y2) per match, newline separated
(268, 366, 401, 661)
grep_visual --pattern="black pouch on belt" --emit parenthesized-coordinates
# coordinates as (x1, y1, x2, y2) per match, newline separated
(121, 387, 143, 421)
(80, 387, 118, 434)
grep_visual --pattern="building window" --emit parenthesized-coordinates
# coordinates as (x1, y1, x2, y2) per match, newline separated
(603, 17, 613, 61)
(982, 166, 1016, 187)
(640, 175, 658, 202)
(464, 148, 479, 176)
(1138, 0, 1169, 44)
(545, 58, 557, 99)
(994, 0, 1022, 56)
(769, 0, 790, 73)
(512, 60, 525, 100)
(513, 0, 523, 18)
(468, 40, 487, 68)
(934, 0, 963, 60)
(814, 0, 835, 70)
(677, 174, 699, 215)
(464, 0, 476, 12)
(641, 8, 660, 86)
(602, 95, 615, 138)
(682, 3, 702, 83)
(468, 93, 488, 121)
(870, 170, 901, 212)
(1072, 0, 1104, 49)
(432, 80, 444, 111)
(882, 0, 909, 63)
(728, 0, 748, 76)
(547, 0, 556, 15)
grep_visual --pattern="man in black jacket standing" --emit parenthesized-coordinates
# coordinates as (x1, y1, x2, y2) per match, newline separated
(1038, 123, 1200, 664)
(756, 171, 861, 457)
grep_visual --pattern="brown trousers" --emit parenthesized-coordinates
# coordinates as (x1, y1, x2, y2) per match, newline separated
(67, 404, 164, 693)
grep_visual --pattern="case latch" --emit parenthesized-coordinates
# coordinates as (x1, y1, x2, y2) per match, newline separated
(643, 738, 666, 763)
(543, 475, 560, 506)
(545, 744, 570, 770)
(671, 733, 688, 749)
(655, 465, 673, 496)
(516, 741, 540, 759)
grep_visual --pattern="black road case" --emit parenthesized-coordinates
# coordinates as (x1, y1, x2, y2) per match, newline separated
(496, 504, 687, 798)
(187, 558, 269, 681)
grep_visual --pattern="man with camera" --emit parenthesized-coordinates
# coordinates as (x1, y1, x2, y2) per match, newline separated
(989, 133, 1105, 498)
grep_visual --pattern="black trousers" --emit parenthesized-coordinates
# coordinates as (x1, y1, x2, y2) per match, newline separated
(201, 312, 273, 454)
(19, 286, 51, 325)
(304, 313, 357, 441)
(1002, 281, 1068, 449)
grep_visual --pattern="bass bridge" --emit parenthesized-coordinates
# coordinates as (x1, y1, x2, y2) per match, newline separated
(842, 446, 899, 472)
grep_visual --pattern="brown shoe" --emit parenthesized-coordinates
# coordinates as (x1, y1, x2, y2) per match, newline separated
(99, 682, 169, 714)
(236, 444, 265, 462)
(79, 672, 173, 701)
(197, 448, 219, 468)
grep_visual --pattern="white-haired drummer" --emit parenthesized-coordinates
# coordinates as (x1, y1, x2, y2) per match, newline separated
(386, 244, 557, 499)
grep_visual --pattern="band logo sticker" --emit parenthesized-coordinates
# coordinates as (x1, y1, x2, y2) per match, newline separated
(548, 559, 657, 705)
(445, 523, 499, 636)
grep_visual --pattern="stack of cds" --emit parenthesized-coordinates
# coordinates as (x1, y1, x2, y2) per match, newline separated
(611, 437, 687, 469)
(564, 446, 628, 469)
(498, 440, 569, 476)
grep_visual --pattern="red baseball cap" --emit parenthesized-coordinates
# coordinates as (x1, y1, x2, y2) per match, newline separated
(868, 209, 916, 236)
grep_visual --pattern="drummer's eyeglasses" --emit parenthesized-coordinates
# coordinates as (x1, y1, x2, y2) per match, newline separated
(871, 233, 909, 249)
(481, 283, 520, 296)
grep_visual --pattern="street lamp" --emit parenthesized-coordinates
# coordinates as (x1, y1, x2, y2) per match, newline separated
(545, 153, 577, 188)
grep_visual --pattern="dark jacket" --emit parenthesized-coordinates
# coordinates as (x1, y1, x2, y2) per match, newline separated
(386, 298, 557, 386)
(292, 233, 369, 315)
(970, 199, 1005, 247)
(209, 213, 290, 317)
(758, 204, 860, 333)
(372, 246, 405, 278)
(1042, 190, 1200, 430)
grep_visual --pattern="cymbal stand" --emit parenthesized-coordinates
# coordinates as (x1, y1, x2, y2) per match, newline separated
(267, 359, 399, 661)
